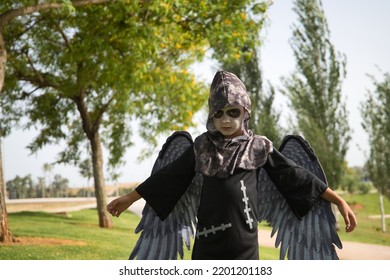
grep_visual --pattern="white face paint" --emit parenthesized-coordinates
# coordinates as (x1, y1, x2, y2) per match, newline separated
(212, 105, 245, 139)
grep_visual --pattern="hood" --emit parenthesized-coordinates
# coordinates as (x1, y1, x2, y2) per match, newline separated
(195, 70, 273, 178)
(206, 71, 251, 132)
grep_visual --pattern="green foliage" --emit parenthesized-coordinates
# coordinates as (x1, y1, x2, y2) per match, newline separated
(253, 83, 284, 147)
(6, 173, 70, 198)
(338, 163, 372, 194)
(361, 72, 390, 200)
(281, 0, 350, 188)
(1, 0, 269, 172)
(0, 0, 270, 229)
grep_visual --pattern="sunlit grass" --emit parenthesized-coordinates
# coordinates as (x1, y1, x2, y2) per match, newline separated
(1, 209, 138, 260)
(1, 209, 278, 260)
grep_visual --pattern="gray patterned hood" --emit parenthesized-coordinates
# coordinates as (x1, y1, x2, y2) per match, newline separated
(194, 71, 273, 178)
(206, 71, 251, 132)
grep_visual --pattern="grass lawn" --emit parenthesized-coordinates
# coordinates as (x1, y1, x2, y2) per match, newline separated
(1, 209, 279, 260)
(0, 192, 388, 260)
(1, 209, 140, 260)
(337, 192, 390, 246)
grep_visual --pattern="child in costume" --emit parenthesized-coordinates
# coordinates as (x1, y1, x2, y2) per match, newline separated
(107, 71, 356, 260)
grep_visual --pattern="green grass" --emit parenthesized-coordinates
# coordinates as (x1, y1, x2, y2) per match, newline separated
(1, 192, 389, 260)
(1, 209, 140, 260)
(337, 192, 390, 246)
(1, 209, 279, 260)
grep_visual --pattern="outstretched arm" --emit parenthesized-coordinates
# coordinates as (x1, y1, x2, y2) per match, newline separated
(107, 190, 141, 217)
(107, 131, 196, 223)
(321, 187, 357, 232)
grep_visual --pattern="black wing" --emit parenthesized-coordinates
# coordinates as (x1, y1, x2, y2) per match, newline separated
(129, 131, 201, 260)
(257, 135, 342, 259)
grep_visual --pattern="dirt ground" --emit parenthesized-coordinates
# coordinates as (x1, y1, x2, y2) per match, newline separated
(0, 236, 87, 246)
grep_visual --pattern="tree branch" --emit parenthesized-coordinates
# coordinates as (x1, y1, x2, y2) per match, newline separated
(74, 93, 94, 139)
(93, 96, 114, 132)
(15, 68, 61, 90)
(0, 0, 111, 30)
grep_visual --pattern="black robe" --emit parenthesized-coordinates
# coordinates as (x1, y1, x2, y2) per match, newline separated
(136, 146, 327, 260)
(192, 169, 259, 259)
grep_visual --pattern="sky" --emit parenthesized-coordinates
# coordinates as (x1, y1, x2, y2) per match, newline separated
(2, 0, 390, 187)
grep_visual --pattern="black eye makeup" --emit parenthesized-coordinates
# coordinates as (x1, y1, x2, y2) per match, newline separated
(213, 108, 242, 119)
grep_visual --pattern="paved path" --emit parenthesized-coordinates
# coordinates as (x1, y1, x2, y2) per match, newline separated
(129, 199, 390, 260)
(257, 228, 390, 260)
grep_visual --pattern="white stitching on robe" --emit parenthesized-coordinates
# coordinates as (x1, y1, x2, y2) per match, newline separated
(196, 223, 232, 239)
(240, 180, 254, 229)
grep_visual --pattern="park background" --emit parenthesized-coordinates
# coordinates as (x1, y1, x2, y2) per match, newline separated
(4, 0, 390, 187)
(1, 0, 390, 261)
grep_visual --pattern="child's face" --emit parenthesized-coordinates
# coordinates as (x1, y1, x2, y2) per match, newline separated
(212, 105, 245, 139)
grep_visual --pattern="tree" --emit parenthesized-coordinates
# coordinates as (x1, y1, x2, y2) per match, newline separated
(6, 173, 69, 198)
(361, 72, 390, 232)
(0, 0, 270, 231)
(0, 141, 12, 242)
(37, 177, 46, 198)
(42, 163, 54, 198)
(339, 163, 372, 194)
(51, 174, 69, 197)
(6, 175, 26, 198)
(281, 0, 350, 189)
(0, 0, 111, 243)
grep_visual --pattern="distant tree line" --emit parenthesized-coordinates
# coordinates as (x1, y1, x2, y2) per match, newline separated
(5, 174, 95, 199)
(5, 173, 140, 199)
(339, 165, 373, 195)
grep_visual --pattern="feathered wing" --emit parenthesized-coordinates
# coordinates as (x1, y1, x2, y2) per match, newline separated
(257, 135, 342, 260)
(129, 131, 202, 260)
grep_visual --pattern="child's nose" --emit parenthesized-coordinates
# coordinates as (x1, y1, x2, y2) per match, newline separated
(222, 115, 230, 122)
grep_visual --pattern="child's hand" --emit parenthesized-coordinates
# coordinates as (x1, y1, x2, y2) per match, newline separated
(107, 195, 133, 217)
(321, 188, 357, 232)
(337, 200, 357, 232)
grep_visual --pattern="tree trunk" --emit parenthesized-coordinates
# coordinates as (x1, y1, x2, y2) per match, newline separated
(0, 142, 13, 242)
(0, 0, 114, 236)
(379, 187, 387, 233)
(90, 132, 112, 228)
(75, 92, 112, 228)
(0, 32, 12, 242)
(0, 33, 6, 94)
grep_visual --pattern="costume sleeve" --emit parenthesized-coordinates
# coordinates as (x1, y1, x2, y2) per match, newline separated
(263, 149, 328, 219)
(136, 146, 196, 220)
